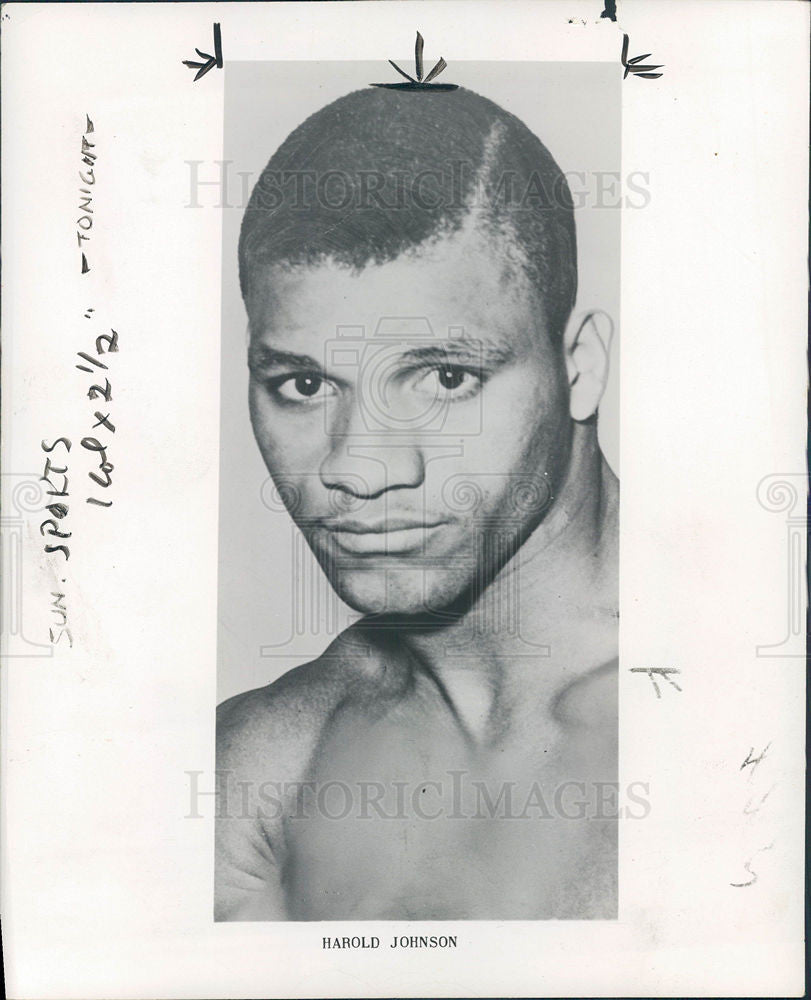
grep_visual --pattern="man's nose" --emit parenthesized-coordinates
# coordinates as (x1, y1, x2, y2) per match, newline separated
(319, 402, 425, 499)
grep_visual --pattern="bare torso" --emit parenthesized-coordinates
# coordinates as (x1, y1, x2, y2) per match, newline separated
(216, 629, 617, 921)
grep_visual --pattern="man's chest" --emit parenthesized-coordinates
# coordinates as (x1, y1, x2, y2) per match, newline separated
(278, 712, 617, 919)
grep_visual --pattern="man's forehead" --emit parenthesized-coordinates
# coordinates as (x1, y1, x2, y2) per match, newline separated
(247, 234, 542, 352)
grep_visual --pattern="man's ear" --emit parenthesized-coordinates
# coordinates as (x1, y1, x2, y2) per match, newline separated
(563, 310, 614, 422)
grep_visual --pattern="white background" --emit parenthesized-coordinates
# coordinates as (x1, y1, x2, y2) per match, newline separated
(1, 2, 807, 997)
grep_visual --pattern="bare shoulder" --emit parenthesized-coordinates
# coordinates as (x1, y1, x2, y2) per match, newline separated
(217, 625, 401, 782)
(217, 658, 339, 778)
(214, 627, 406, 920)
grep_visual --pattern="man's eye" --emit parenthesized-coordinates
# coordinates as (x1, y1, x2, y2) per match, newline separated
(414, 365, 482, 400)
(273, 373, 337, 402)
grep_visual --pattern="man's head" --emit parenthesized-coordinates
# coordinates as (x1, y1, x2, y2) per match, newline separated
(240, 86, 610, 617)
(240, 86, 577, 339)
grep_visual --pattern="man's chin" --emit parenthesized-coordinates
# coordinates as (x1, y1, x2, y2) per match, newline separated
(328, 566, 468, 620)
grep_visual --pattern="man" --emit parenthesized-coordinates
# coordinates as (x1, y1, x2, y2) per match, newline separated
(216, 84, 618, 920)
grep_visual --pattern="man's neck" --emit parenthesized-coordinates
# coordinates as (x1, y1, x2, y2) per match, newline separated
(394, 428, 619, 745)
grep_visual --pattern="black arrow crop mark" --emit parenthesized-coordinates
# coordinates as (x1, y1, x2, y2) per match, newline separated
(621, 33, 663, 80)
(183, 23, 223, 82)
(389, 30, 446, 83)
(372, 31, 457, 91)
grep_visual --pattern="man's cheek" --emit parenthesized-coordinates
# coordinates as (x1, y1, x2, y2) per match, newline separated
(477, 402, 545, 468)
(268, 446, 319, 493)
(483, 372, 553, 426)
(257, 413, 323, 470)
(471, 409, 564, 507)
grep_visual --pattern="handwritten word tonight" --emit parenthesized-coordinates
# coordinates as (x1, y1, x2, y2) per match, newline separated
(77, 115, 96, 274)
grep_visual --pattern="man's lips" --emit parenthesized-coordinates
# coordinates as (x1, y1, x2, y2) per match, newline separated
(317, 517, 448, 554)
(321, 516, 446, 534)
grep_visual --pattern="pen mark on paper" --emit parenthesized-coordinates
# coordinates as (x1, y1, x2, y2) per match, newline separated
(740, 742, 771, 778)
(730, 741, 777, 888)
(49, 590, 73, 648)
(372, 32, 458, 91)
(600, 0, 617, 21)
(621, 34, 664, 80)
(77, 116, 96, 273)
(629, 666, 681, 698)
(743, 783, 776, 815)
(182, 23, 223, 82)
(730, 842, 775, 888)
(39, 319, 122, 608)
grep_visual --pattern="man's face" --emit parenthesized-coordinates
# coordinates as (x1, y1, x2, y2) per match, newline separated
(246, 229, 573, 617)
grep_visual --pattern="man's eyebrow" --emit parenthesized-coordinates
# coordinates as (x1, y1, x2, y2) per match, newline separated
(248, 344, 323, 372)
(248, 338, 517, 374)
(398, 338, 516, 366)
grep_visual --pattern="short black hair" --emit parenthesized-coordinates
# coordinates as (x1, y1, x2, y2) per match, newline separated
(239, 85, 577, 339)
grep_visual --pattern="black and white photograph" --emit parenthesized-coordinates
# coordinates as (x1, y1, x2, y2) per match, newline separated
(216, 58, 621, 921)
(1, 2, 807, 997)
